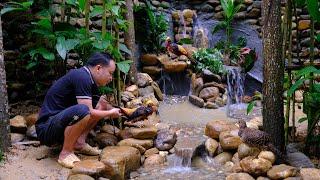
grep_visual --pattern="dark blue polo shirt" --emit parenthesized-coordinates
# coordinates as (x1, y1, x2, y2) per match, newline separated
(37, 66, 100, 124)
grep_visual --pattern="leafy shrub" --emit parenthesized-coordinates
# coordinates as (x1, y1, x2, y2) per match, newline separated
(134, 1, 168, 54)
(192, 48, 225, 74)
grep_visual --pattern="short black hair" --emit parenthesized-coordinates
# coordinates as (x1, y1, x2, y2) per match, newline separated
(86, 52, 114, 67)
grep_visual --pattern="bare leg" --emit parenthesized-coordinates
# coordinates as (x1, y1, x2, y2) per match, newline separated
(59, 115, 91, 160)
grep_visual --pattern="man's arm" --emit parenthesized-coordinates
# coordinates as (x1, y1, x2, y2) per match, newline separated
(77, 98, 121, 120)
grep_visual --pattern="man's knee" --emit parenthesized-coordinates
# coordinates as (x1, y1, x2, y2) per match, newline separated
(69, 104, 90, 125)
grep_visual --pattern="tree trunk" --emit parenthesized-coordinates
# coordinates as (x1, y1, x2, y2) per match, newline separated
(262, 0, 285, 151)
(124, 0, 138, 83)
(0, 15, 11, 152)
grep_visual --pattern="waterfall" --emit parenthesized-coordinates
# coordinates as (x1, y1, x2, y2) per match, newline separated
(225, 66, 247, 117)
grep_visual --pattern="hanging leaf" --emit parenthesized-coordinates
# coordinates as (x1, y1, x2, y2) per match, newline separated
(37, 48, 55, 61)
(26, 62, 37, 70)
(90, 5, 104, 18)
(56, 37, 80, 60)
(78, 0, 86, 12)
(37, 18, 52, 30)
(119, 43, 132, 55)
(92, 40, 110, 50)
(296, 66, 320, 78)
(306, 0, 320, 22)
(288, 78, 305, 97)
(116, 60, 132, 74)
(298, 117, 308, 123)
(111, 5, 120, 16)
(247, 101, 255, 115)
(316, 33, 320, 42)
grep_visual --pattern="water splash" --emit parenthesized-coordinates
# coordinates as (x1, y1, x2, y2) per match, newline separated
(164, 148, 193, 173)
(178, 11, 187, 38)
(225, 66, 247, 117)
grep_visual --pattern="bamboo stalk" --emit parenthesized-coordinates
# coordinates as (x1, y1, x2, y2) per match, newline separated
(115, 25, 122, 129)
(84, 0, 90, 36)
(102, 0, 107, 37)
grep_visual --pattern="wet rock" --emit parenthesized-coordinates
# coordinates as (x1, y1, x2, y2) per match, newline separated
(204, 102, 219, 109)
(25, 113, 38, 127)
(100, 146, 141, 180)
(121, 91, 135, 103)
(240, 156, 272, 176)
(214, 11, 224, 19)
(130, 171, 139, 179)
(159, 151, 168, 158)
(220, 130, 242, 150)
(162, 61, 188, 73)
(248, 117, 263, 130)
(142, 94, 159, 107)
(144, 147, 159, 158)
(141, 54, 159, 66)
(154, 129, 177, 151)
(192, 77, 204, 96)
(138, 86, 154, 97)
(151, 0, 160, 6)
(143, 154, 165, 168)
(182, 45, 198, 58)
(68, 174, 94, 180)
(160, 1, 170, 8)
(234, 11, 246, 19)
(155, 123, 170, 130)
(77, 18, 92, 27)
(202, 70, 222, 83)
(258, 151, 275, 165)
(256, 177, 270, 180)
(215, 97, 226, 107)
(232, 153, 240, 164)
(142, 66, 161, 76)
(10, 115, 27, 134)
(100, 124, 120, 136)
(189, 95, 205, 108)
(11, 133, 25, 143)
(183, 9, 194, 19)
(286, 152, 315, 168)
(151, 81, 163, 101)
(213, 152, 233, 165)
(238, 143, 261, 159)
(300, 168, 320, 180)
(26, 125, 37, 139)
(226, 173, 255, 180)
(118, 128, 133, 140)
(199, 87, 220, 100)
(205, 120, 238, 139)
(126, 85, 139, 97)
(202, 82, 226, 94)
(95, 133, 118, 148)
(247, 8, 261, 18)
(71, 160, 105, 177)
(224, 161, 235, 173)
(118, 138, 153, 150)
(267, 164, 297, 179)
(178, 55, 188, 61)
(136, 73, 153, 87)
(130, 126, 157, 139)
(126, 98, 142, 109)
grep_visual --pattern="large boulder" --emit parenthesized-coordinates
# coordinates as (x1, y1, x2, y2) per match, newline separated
(121, 91, 135, 103)
(151, 81, 163, 101)
(100, 124, 120, 136)
(144, 147, 159, 158)
(130, 126, 158, 139)
(94, 133, 118, 148)
(205, 120, 238, 139)
(67, 174, 94, 180)
(205, 138, 219, 157)
(154, 129, 177, 151)
(300, 168, 320, 180)
(10, 115, 27, 134)
(286, 152, 315, 168)
(213, 152, 233, 165)
(189, 95, 205, 108)
(199, 87, 220, 100)
(226, 173, 255, 180)
(219, 130, 242, 150)
(202, 82, 225, 94)
(258, 151, 275, 165)
(162, 61, 188, 73)
(240, 156, 272, 176)
(267, 164, 297, 179)
(142, 66, 161, 76)
(118, 138, 153, 150)
(237, 143, 261, 159)
(125, 85, 139, 97)
(143, 154, 165, 168)
(136, 73, 153, 87)
(202, 69, 222, 83)
(100, 146, 141, 180)
(138, 86, 154, 97)
(141, 54, 159, 66)
(71, 160, 105, 177)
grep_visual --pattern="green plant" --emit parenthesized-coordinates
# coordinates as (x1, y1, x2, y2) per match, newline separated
(134, 1, 168, 54)
(0, 0, 33, 15)
(192, 48, 225, 74)
(212, 0, 243, 65)
(246, 91, 262, 115)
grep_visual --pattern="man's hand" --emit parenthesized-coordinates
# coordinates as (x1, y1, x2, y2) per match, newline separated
(108, 108, 122, 119)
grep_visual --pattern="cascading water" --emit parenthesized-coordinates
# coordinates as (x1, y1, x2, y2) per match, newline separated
(178, 11, 187, 38)
(225, 66, 247, 117)
(165, 148, 193, 173)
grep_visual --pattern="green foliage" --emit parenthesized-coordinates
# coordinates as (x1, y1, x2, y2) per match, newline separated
(246, 91, 262, 115)
(0, 150, 3, 163)
(192, 48, 225, 74)
(178, 38, 193, 45)
(134, 1, 168, 54)
(0, 0, 33, 15)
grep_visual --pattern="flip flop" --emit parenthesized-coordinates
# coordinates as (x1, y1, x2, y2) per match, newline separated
(75, 143, 101, 156)
(57, 154, 80, 169)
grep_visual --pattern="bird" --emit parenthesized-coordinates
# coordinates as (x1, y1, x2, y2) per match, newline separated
(238, 120, 285, 162)
(116, 104, 156, 122)
(165, 37, 189, 57)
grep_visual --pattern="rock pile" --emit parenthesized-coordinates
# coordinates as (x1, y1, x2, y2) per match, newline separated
(202, 118, 318, 180)
(189, 70, 227, 109)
